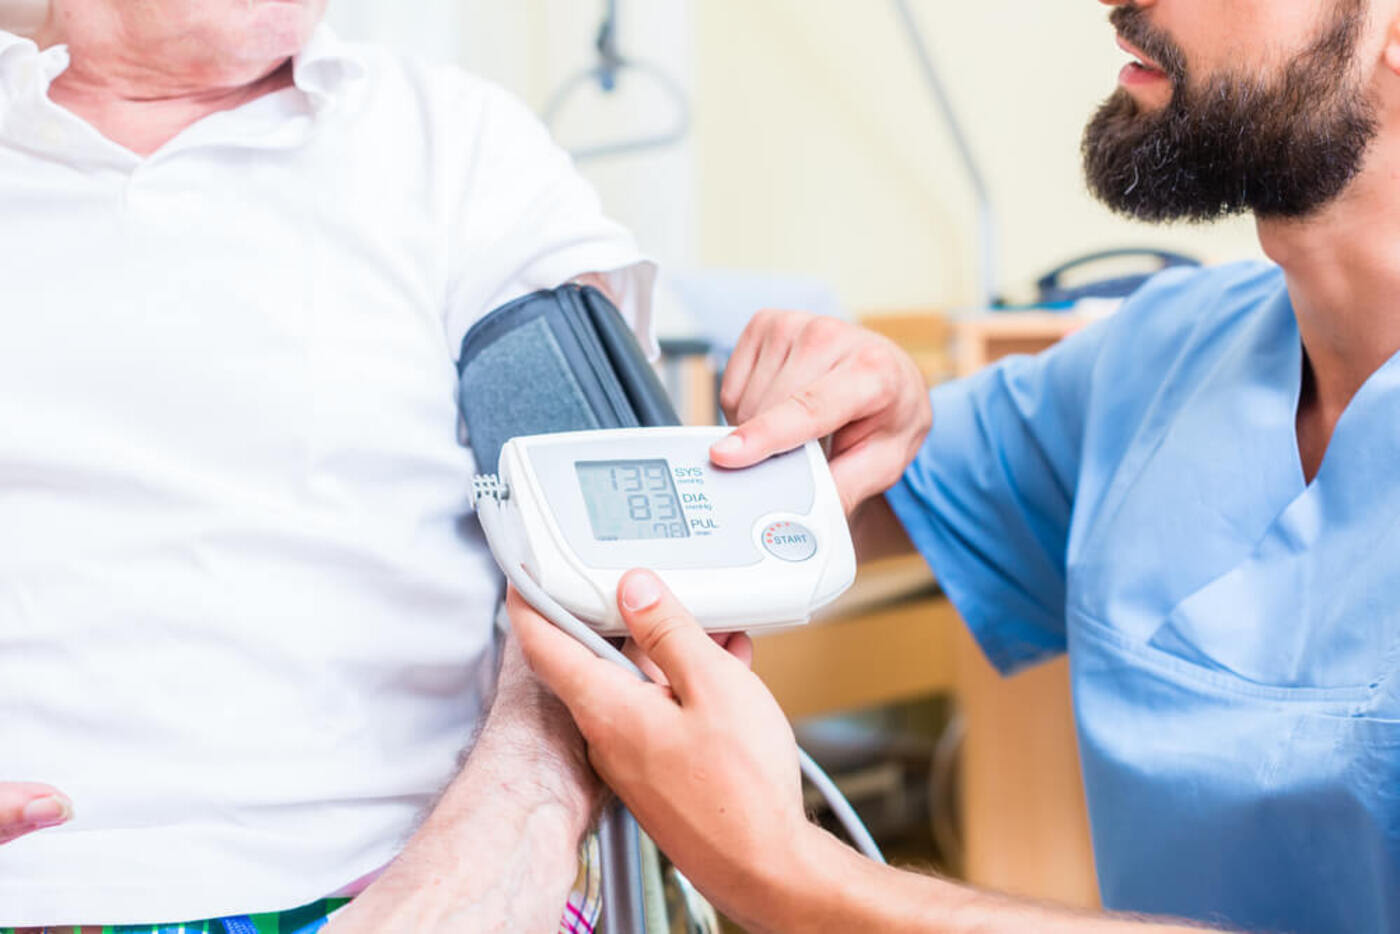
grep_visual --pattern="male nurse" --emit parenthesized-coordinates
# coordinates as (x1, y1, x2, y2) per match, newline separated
(515, 0, 1400, 931)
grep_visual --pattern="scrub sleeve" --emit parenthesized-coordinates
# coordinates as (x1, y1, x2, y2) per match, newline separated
(885, 319, 1109, 675)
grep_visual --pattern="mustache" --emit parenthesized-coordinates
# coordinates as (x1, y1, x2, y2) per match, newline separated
(1110, 5, 1188, 84)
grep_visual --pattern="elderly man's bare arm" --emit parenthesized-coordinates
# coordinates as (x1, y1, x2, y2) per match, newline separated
(324, 639, 597, 932)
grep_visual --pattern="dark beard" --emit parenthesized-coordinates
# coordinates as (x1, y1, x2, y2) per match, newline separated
(1082, 1, 1378, 222)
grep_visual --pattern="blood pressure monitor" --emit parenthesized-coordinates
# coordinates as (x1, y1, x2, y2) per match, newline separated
(487, 427, 857, 635)
(460, 289, 885, 868)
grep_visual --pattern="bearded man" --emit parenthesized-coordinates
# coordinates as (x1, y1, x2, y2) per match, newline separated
(0, 1, 653, 931)
(512, 0, 1400, 931)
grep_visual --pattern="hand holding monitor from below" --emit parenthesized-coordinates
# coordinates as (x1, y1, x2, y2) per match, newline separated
(509, 570, 817, 933)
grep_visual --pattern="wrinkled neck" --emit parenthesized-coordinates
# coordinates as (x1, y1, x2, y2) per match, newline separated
(31, 1, 298, 155)
(42, 57, 295, 156)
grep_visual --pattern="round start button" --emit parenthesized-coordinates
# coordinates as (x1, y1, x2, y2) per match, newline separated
(761, 520, 818, 563)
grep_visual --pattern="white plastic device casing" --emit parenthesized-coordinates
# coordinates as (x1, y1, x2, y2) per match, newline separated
(494, 427, 857, 635)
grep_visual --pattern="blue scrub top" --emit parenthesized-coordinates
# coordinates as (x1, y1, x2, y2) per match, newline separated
(888, 262, 1400, 934)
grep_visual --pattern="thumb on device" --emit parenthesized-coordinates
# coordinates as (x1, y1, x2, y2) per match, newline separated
(617, 570, 735, 704)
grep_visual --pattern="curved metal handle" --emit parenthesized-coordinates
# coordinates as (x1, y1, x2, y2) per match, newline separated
(669, 867, 723, 934)
(543, 57, 693, 163)
(543, 0, 691, 163)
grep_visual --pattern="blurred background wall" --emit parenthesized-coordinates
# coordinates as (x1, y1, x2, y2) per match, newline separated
(0, 0, 1267, 311)
(327, 0, 1263, 316)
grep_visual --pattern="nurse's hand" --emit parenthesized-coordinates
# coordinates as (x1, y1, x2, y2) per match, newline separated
(0, 783, 73, 845)
(517, 576, 1215, 933)
(711, 312, 931, 515)
(512, 570, 825, 932)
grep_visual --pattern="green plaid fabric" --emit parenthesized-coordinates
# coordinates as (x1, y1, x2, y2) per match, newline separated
(1, 897, 350, 934)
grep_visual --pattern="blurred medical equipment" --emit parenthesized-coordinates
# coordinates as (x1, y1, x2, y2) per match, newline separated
(1035, 248, 1201, 305)
(667, 866, 722, 934)
(892, 0, 1000, 310)
(459, 285, 884, 934)
(544, 0, 692, 163)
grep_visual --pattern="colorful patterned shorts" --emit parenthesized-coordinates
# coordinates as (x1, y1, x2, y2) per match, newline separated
(4, 836, 604, 934)
(0, 898, 350, 934)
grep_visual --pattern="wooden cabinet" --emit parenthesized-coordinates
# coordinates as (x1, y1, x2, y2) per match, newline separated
(949, 311, 1100, 907)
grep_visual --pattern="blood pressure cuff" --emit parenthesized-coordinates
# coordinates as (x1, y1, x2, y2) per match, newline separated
(457, 284, 679, 474)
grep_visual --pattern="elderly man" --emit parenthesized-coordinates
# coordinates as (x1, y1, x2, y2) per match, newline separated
(0, 1, 647, 931)
(516, 0, 1400, 932)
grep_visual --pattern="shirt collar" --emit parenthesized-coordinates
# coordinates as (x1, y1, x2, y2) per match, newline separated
(0, 23, 366, 107)
(0, 28, 69, 100)
(0, 29, 25, 60)
(292, 24, 368, 109)
(0, 28, 31, 62)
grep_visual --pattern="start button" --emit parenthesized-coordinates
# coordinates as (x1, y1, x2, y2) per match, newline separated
(761, 520, 818, 563)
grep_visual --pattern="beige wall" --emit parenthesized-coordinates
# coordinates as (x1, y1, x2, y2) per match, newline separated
(692, 0, 1264, 312)
(333, 1, 1268, 316)
(4, 2, 1272, 314)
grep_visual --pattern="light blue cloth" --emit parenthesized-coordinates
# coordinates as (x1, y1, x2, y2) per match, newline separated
(888, 262, 1400, 934)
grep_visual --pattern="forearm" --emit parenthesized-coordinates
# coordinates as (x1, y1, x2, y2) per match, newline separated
(330, 639, 597, 930)
(851, 494, 916, 563)
(408, 667, 595, 894)
(766, 829, 1221, 934)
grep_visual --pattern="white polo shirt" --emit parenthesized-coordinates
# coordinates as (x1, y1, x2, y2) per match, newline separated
(0, 26, 653, 925)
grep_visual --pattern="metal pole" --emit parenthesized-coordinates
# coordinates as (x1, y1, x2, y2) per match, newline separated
(597, 802, 649, 934)
(891, 0, 1001, 309)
